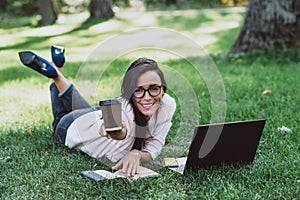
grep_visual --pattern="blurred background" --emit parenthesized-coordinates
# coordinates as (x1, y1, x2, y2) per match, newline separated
(0, 0, 248, 25)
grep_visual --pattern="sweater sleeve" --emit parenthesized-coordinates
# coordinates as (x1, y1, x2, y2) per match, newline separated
(65, 103, 136, 162)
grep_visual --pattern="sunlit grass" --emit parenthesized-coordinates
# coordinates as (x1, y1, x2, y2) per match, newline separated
(0, 8, 245, 64)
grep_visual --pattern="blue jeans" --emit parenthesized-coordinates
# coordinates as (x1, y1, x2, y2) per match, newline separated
(50, 83, 98, 143)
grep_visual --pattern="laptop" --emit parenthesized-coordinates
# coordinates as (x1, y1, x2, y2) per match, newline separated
(165, 119, 266, 174)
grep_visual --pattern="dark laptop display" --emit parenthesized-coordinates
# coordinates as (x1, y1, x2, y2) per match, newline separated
(184, 119, 266, 173)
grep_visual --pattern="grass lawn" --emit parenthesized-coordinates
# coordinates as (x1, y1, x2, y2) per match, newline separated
(0, 8, 299, 199)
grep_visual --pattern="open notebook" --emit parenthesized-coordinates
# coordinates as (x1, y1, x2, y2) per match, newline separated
(81, 166, 160, 181)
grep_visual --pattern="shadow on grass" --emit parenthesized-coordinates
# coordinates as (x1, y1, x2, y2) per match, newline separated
(208, 26, 241, 54)
(0, 62, 83, 86)
(67, 17, 108, 34)
(1, 10, 245, 53)
(0, 17, 108, 51)
(157, 14, 212, 31)
(0, 67, 37, 85)
(158, 12, 237, 32)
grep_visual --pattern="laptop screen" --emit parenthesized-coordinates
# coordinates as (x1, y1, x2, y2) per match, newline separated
(184, 119, 266, 173)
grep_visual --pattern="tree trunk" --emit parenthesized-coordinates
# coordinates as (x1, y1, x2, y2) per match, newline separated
(0, 0, 8, 13)
(38, 0, 59, 25)
(89, 0, 114, 19)
(230, 0, 300, 54)
(164, 0, 177, 6)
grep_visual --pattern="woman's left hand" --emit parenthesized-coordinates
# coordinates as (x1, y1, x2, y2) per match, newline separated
(112, 150, 142, 177)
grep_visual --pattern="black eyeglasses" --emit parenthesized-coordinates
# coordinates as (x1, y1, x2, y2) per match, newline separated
(133, 85, 162, 98)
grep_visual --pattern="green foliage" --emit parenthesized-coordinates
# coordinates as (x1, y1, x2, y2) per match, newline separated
(0, 0, 249, 18)
(59, 0, 90, 13)
(144, 0, 248, 10)
(2, 0, 39, 16)
(113, 0, 131, 7)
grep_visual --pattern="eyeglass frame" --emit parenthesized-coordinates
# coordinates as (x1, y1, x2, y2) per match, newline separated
(133, 85, 163, 98)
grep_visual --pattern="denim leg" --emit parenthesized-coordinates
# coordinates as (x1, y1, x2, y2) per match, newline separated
(54, 107, 97, 143)
(50, 83, 68, 131)
(50, 83, 96, 143)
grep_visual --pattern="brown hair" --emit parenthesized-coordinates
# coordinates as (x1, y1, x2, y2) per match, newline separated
(121, 58, 167, 149)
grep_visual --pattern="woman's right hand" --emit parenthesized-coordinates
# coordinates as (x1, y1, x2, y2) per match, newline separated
(98, 115, 110, 138)
(98, 115, 127, 140)
(99, 123, 111, 139)
(112, 150, 142, 177)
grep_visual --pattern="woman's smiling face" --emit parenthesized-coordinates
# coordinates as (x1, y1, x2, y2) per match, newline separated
(133, 70, 164, 120)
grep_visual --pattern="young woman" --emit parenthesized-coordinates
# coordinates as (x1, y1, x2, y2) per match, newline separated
(19, 46, 176, 177)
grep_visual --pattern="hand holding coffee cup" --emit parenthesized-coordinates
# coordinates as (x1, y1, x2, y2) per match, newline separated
(99, 98, 126, 140)
(99, 122, 127, 140)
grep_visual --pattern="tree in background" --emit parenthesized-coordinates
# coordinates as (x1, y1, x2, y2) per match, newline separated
(0, 0, 39, 17)
(0, 0, 8, 13)
(38, 0, 59, 25)
(89, 0, 114, 19)
(230, 0, 300, 54)
(164, 0, 177, 6)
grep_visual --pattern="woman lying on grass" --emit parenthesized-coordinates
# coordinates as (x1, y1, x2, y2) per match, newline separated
(18, 46, 176, 177)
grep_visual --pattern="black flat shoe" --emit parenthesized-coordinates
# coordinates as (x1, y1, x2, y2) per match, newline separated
(18, 51, 58, 78)
(51, 45, 65, 68)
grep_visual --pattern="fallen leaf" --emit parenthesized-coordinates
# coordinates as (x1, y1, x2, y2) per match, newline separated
(255, 193, 261, 199)
(25, 129, 32, 135)
(262, 89, 272, 96)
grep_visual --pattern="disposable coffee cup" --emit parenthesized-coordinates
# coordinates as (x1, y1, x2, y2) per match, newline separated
(99, 98, 123, 139)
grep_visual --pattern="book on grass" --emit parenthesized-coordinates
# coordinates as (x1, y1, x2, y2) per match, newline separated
(81, 166, 160, 181)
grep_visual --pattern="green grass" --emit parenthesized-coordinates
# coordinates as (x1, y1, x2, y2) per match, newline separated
(1, 8, 299, 199)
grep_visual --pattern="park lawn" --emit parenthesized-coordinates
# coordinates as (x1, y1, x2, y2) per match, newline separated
(0, 8, 299, 199)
